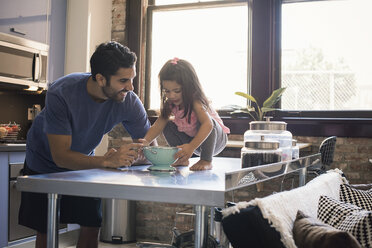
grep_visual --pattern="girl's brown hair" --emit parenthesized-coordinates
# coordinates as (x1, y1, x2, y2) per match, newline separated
(159, 59, 209, 122)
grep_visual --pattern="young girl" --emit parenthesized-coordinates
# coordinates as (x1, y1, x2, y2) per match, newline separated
(140, 58, 230, 171)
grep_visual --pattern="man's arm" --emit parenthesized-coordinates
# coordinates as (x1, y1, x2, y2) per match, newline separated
(47, 134, 142, 170)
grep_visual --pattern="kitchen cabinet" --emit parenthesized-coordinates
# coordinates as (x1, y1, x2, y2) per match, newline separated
(0, 0, 67, 83)
(0, 0, 50, 44)
(0, 150, 27, 248)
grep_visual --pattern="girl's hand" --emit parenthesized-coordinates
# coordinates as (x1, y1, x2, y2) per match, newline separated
(133, 145, 151, 165)
(132, 151, 149, 165)
(175, 143, 194, 163)
(137, 138, 150, 147)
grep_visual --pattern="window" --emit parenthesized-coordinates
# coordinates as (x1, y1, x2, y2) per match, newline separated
(281, 0, 372, 111)
(145, 0, 249, 110)
(128, 0, 372, 137)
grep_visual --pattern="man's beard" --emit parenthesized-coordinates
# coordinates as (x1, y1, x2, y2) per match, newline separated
(102, 86, 127, 103)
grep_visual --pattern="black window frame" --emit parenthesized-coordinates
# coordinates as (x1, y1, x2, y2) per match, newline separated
(127, 0, 372, 138)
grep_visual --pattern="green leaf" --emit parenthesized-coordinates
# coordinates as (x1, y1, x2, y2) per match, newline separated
(261, 107, 277, 113)
(263, 88, 286, 108)
(235, 92, 257, 103)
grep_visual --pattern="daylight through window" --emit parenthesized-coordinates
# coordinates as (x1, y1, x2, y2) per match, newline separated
(281, 0, 372, 111)
(147, 2, 248, 110)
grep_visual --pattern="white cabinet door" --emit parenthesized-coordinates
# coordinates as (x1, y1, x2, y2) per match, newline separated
(0, 0, 50, 44)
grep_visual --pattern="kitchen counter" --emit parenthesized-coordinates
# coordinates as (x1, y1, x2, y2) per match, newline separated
(17, 157, 238, 205)
(17, 157, 239, 248)
(0, 143, 26, 152)
(16, 154, 321, 248)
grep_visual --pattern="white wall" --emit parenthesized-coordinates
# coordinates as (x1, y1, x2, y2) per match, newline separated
(64, 0, 112, 156)
(64, 0, 112, 74)
(87, 0, 113, 62)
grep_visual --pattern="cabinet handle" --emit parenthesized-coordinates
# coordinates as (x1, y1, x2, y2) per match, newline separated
(10, 28, 26, 36)
(33, 53, 41, 82)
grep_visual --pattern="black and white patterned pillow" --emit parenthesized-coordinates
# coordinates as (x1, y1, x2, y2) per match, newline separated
(340, 184, 372, 211)
(318, 195, 372, 248)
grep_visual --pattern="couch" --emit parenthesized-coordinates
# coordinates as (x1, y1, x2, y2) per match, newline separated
(222, 169, 372, 248)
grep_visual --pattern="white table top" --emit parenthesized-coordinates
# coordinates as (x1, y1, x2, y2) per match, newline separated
(16, 153, 321, 208)
(16, 157, 242, 207)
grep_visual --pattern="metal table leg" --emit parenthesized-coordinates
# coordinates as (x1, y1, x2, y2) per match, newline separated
(47, 193, 59, 248)
(194, 205, 208, 248)
(209, 207, 214, 237)
(299, 167, 307, 186)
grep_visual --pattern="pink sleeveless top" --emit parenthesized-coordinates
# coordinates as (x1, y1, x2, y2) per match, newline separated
(171, 105, 230, 137)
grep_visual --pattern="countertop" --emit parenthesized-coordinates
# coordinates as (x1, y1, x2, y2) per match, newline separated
(0, 143, 26, 152)
(17, 157, 241, 206)
(16, 154, 321, 206)
(15, 154, 321, 248)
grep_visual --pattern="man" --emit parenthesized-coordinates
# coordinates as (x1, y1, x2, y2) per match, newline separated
(19, 41, 150, 248)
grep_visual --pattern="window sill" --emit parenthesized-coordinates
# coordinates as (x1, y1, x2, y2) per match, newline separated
(221, 116, 372, 138)
(148, 115, 372, 138)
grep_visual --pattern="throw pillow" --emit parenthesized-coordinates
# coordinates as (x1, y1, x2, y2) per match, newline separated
(293, 210, 361, 248)
(351, 184, 372, 191)
(222, 205, 285, 248)
(340, 183, 372, 211)
(318, 195, 372, 248)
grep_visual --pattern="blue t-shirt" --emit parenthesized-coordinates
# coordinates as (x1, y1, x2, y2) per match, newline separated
(26, 73, 150, 173)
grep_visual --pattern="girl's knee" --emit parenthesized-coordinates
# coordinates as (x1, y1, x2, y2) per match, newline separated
(163, 122, 177, 143)
(163, 121, 177, 135)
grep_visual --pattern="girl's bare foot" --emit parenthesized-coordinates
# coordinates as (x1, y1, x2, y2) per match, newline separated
(190, 159, 212, 171)
(171, 159, 189, 167)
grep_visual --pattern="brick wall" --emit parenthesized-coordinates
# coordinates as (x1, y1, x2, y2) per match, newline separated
(296, 136, 372, 184)
(111, 0, 127, 44)
(109, 1, 372, 243)
(219, 135, 372, 184)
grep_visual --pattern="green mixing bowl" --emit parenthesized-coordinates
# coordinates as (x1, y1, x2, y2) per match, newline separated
(143, 146, 179, 171)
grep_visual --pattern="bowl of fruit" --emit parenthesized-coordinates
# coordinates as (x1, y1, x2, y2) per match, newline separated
(0, 126, 8, 139)
(0, 122, 20, 140)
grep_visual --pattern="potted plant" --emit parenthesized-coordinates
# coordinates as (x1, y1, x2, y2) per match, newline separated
(233, 88, 286, 121)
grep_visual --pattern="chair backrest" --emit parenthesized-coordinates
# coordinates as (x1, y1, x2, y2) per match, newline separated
(319, 136, 337, 167)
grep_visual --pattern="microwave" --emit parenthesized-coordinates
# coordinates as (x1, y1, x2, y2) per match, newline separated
(0, 32, 48, 91)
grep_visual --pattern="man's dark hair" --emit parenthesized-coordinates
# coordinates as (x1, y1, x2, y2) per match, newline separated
(90, 41, 137, 81)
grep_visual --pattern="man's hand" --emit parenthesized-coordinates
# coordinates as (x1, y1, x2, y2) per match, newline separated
(132, 138, 157, 165)
(103, 143, 143, 168)
(104, 148, 117, 157)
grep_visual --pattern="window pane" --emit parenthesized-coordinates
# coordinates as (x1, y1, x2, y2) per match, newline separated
(149, 5, 248, 110)
(281, 0, 372, 111)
